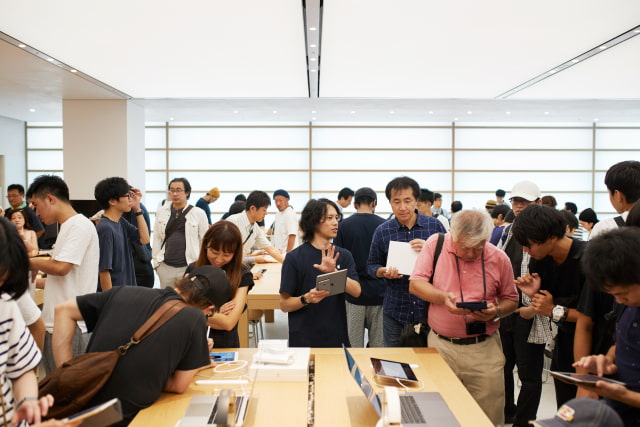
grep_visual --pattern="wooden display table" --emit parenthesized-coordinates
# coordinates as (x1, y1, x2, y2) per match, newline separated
(131, 347, 492, 426)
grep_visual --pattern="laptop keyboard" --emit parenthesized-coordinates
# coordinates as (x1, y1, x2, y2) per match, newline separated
(399, 395, 426, 424)
(207, 396, 249, 425)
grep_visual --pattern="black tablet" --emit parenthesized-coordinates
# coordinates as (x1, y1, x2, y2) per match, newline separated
(549, 371, 626, 387)
(456, 301, 487, 311)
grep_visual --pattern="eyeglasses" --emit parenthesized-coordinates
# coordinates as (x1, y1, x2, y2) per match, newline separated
(6, 194, 21, 198)
(120, 193, 132, 199)
(168, 188, 185, 194)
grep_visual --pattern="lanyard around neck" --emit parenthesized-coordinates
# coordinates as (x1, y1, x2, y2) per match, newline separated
(454, 251, 487, 302)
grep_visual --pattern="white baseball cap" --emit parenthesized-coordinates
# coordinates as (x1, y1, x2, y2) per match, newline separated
(510, 180, 541, 202)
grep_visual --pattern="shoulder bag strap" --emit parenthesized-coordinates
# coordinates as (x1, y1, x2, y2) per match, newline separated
(419, 232, 445, 324)
(118, 299, 187, 355)
(162, 205, 194, 247)
(614, 215, 626, 227)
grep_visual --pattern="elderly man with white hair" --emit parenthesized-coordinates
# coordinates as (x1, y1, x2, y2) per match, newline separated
(409, 209, 518, 425)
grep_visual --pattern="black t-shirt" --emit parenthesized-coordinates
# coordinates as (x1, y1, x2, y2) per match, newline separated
(577, 286, 616, 355)
(280, 242, 358, 347)
(334, 213, 386, 305)
(529, 238, 586, 336)
(77, 287, 210, 425)
(185, 263, 255, 348)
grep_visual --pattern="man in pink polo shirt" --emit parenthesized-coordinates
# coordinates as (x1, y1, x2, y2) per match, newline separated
(409, 209, 518, 425)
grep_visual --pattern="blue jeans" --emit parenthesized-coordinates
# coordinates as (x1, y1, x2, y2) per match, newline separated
(383, 312, 405, 347)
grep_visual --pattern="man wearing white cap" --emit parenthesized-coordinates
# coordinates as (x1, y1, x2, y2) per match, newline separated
(497, 180, 546, 427)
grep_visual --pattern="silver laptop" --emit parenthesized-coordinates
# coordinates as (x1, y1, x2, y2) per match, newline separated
(343, 346, 460, 426)
(180, 390, 250, 426)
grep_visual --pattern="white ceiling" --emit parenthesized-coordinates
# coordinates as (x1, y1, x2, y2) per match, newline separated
(0, 0, 639, 123)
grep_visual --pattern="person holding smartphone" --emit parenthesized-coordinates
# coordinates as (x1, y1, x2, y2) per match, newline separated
(409, 209, 518, 425)
(185, 220, 254, 348)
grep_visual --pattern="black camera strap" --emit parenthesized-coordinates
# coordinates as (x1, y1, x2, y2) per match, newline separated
(455, 250, 486, 325)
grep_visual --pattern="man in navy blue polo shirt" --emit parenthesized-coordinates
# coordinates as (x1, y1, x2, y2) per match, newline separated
(574, 227, 640, 426)
(367, 176, 446, 347)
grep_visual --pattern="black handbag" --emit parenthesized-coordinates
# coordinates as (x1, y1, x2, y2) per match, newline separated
(398, 233, 445, 347)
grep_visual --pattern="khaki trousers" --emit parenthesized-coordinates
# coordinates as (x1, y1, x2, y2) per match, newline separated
(428, 329, 506, 425)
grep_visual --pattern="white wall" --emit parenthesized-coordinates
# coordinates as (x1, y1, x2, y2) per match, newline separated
(0, 115, 26, 202)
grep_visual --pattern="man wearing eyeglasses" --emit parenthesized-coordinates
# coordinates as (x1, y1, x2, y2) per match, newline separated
(3, 183, 45, 239)
(409, 209, 518, 425)
(94, 177, 150, 290)
(152, 178, 209, 289)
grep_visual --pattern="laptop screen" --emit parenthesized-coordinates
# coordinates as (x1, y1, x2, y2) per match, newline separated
(343, 346, 382, 416)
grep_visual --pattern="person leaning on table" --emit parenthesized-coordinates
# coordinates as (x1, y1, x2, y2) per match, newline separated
(52, 265, 231, 426)
(409, 209, 518, 426)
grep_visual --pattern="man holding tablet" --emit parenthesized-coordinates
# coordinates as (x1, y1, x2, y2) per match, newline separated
(574, 227, 640, 426)
(409, 209, 518, 425)
(279, 198, 361, 347)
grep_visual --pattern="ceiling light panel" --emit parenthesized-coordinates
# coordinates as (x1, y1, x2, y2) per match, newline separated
(0, 0, 308, 98)
(320, 0, 640, 98)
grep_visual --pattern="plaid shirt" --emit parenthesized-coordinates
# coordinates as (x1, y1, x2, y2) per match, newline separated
(367, 212, 446, 324)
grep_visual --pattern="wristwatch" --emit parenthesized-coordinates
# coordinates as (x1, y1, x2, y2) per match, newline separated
(493, 305, 502, 322)
(134, 211, 143, 216)
(300, 294, 309, 306)
(552, 305, 568, 323)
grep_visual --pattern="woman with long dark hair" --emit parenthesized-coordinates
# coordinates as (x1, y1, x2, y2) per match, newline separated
(186, 220, 254, 347)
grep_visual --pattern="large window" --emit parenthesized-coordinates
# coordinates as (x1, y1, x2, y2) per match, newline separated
(27, 122, 640, 223)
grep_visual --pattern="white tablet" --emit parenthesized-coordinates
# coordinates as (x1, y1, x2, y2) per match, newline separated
(315, 269, 348, 296)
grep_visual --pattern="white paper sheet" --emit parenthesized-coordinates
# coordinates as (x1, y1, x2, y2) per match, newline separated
(386, 241, 420, 276)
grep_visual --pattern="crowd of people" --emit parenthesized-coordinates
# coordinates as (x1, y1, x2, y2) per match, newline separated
(1, 160, 639, 426)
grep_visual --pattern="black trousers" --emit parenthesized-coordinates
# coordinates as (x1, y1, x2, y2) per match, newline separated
(551, 329, 578, 407)
(500, 313, 545, 426)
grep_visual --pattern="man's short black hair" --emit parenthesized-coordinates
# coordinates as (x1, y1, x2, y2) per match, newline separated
(168, 177, 192, 199)
(26, 174, 70, 203)
(450, 201, 463, 213)
(300, 198, 341, 243)
(582, 227, 640, 292)
(434, 192, 443, 200)
(512, 204, 566, 247)
(564, 202, 578, 214)
(418, 188, 435, 204)
(245, 190, 271, 211)
(7, 184, 25, 195)
(495, 189, 506, 198)
(0, 217, 30, 299)
(385, 177, 420, 201)
(337, 187, 354, 200)
(560, 209, 578, 232)
(94, 177, 131, 210)
(604, 160, 640, 204)
(491, 204, 510, 220)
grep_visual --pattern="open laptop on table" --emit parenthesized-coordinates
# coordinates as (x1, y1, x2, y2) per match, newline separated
(179, 361, 254, 426)
(343, 346, 460, 426)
